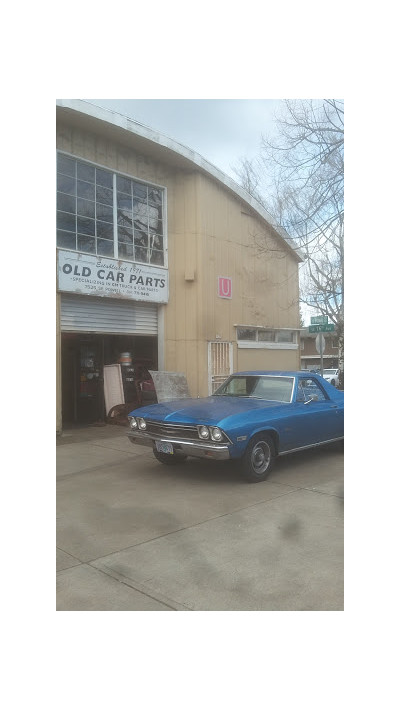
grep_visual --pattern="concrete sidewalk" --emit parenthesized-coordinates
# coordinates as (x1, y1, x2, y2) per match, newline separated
(57, 425, 344, 611)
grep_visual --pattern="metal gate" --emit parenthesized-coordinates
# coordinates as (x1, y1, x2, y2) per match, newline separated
(208, 341, 233, 394)
(60, 294, 158, 334)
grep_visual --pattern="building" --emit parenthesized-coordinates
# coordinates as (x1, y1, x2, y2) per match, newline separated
(300, 328, 339, 371)
(56, 100, 303, 432)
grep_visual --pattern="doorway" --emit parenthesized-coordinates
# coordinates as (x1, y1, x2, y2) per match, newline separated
(61, 333, 158, 425)
(208, 341, 233, 394)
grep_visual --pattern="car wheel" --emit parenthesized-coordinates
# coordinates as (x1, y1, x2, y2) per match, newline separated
(331, 379, 336, 387)
(241, 433, 275, 483)
(153, 449, 188, 465)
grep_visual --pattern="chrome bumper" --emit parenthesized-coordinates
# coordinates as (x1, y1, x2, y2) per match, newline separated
(127, 431, 231, 461)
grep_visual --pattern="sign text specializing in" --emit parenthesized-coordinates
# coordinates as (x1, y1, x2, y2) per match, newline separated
(57, 250, 169, 303)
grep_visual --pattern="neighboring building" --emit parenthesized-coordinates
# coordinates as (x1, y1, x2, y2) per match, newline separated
(300, 328, 339, 370)
(56, 100, 303, 432)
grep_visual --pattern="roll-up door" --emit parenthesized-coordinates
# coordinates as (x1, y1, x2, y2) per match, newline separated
(60, 294, 158, 334)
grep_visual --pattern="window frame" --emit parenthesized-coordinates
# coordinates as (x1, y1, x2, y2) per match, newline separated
(56, 151, 168, 269)
(236, 325, 299, 350)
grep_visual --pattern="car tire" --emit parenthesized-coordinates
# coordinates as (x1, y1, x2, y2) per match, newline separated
(331, 379, 336, 387)
(241, 433, 275, 483)
(153, 449, 188, 465)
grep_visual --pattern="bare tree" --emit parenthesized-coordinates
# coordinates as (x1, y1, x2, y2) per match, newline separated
(234, 99, 344, 387)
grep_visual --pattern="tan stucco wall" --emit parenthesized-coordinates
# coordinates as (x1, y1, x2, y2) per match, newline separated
(237, 347, 298, 372)
(56, 119, 301, 414)
(162, 172, 301, 395)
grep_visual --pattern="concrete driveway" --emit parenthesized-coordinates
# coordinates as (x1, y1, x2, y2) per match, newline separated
(57, 425, 344, 611)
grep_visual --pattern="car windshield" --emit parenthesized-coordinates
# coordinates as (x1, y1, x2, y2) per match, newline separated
(323, 369, 337, 374)
(214, 375, 294, 403)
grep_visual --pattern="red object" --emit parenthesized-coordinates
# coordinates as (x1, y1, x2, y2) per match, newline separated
(218, 277, 232, 299)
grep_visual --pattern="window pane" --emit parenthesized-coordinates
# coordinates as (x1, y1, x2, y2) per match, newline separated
(132, 181, 147, 200)
(258, 330, 274, 342)
(77, 163, 95, 182)
(117, 193, 132, 210)
(150, 250, 164, 266)
(152, 219, 163, 234)
(96, 220, 113, 238)
(57, 192, 76, 213)
(298, 378, 327, 402)
(96, 168, 113, 188)
(134, 231, 148, 247)
(117, 175, 131, 194)
(150, 234, 163, 250)
(97, 239, 114, 257)
(77, 216, 95, 236)
(135, 246, 148, 263)
(133, 199, 148, 216)
(57, 230, 76, 250)
(77, 198, 95, 218)
(148, 187, 162, 205)
(97, 203, 113, 222)
(118, 226, 133, 243)
(118, 242, 134, 259)
(77, 180, 95, 200)
(237, 328, 256, 341)
(57, 211, 76, 232)
(77, 236, 96, 253)
(117, 209, 133, 227)
(57, 154, 75, 177)
(57, 174, 76, 195)
(148, 204, 161, 230)
(96, 185, 113, 206)
(276, 331, 294, 343)
(134, 217, 147, 232)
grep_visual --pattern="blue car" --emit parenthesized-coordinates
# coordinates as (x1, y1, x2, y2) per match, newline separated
(127, 371, 344, 483)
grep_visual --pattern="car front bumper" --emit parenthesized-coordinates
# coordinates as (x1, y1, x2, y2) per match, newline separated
(127, 431, 231, 460)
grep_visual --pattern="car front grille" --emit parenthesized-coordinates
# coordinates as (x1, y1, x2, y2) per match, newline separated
(145, 421, 200, 441)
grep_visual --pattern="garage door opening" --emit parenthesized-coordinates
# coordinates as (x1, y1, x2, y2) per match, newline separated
(61, 333, 158, 425)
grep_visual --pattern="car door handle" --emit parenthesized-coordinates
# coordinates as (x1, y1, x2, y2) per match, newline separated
(330, 404, 338, 409)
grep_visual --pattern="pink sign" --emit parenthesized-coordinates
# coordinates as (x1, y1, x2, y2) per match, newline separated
(218, 276, 232, 299)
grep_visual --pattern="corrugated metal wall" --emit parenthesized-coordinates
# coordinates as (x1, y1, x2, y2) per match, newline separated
(60, 294, 158, 334)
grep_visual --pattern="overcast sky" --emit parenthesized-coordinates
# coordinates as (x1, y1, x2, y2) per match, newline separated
(85, 99, 283, 181)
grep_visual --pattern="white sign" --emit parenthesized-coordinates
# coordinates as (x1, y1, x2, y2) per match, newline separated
(315, 334, 325, 354)
(57, 250, 168, 303)
(103, 364, 125, 413)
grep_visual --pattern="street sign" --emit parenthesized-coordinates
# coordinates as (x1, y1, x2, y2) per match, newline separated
(311, 315, 328, 325)
(315, 334, 325, 354)
(308, 323, 335, 333)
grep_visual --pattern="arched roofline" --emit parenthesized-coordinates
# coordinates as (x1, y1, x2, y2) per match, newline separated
(56, 99, 303, 262)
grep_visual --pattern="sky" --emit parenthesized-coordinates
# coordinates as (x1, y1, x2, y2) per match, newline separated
(85, 99, 283, 181)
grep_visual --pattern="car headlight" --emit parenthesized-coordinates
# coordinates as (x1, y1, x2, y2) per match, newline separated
(211, 427, 223, 441)
(129, 417, 138, 430)
(137, 418, 147, 430)
(198, 425, 210, 439)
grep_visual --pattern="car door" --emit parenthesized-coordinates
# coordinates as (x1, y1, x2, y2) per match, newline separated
(286, 377, 342, 449)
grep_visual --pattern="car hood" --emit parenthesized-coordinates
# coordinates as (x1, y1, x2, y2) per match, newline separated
(129, 396, 286, 427)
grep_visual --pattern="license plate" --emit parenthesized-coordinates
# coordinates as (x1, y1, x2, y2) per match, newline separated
(155, 441, 174, 454)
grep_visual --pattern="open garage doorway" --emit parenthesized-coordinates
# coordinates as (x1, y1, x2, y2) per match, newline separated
(61, 333, 158, 425)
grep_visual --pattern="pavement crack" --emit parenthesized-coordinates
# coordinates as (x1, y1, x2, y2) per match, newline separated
(87, 561, 191, 611)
